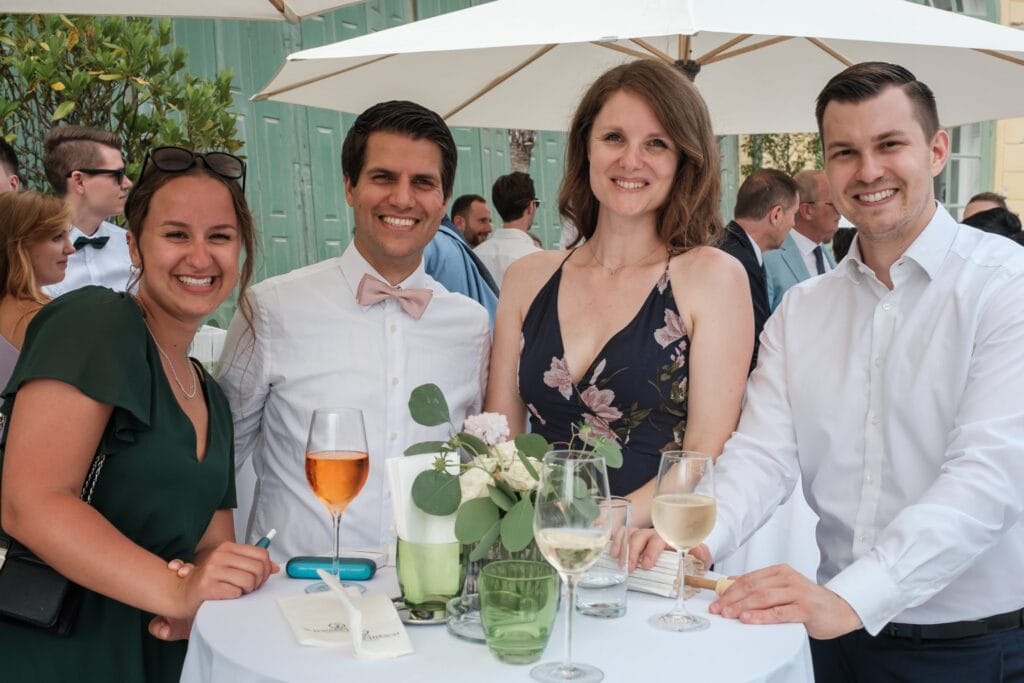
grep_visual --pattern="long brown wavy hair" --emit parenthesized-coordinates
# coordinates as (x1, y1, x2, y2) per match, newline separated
(558, 59, 723, 254)
(0, 191, 71, 304)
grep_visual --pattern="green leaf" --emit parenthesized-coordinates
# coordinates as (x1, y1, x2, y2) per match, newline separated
(51, 100, 75, 121)
(493, 477, 517, 502)
(516, 450, 539, 481)
(403, 440, 448, 456)
(408, 383, 450, 427)
(411, 470, 460, 516)
(456, 432, 488, 458)
(500, 497, 534, 552)
(514, 432, 549, 459)
(455, 497, 500, 544)
(487, 484, 516, 512)
(469, 521, 501, 561)
(593, 439, 623, 469)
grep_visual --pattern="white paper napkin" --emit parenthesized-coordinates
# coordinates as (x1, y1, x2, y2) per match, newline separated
(275, 572, 414, 659)
(385, 452, 459, 543)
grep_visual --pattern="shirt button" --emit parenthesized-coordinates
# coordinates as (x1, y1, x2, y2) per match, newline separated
(391, 377, 399, 386)
(390, 432, 397, 441)
(859, 533, 868, 543)
(390, 324, 397, 333)
(870, 414, 880, 425)
(873, 357, 881, 368)
(882, 303, 893, 312)
(865, 472, 873, 483)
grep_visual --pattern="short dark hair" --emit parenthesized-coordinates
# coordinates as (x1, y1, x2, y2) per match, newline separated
(559, 59, 722, 254)
(734, 169, 798, 221)
(491, 172, 536, 222)
(341, 100, 457, 199)
(451, 194, 486, 221)
(0, 139, 19, 179)
(43, 125, 122, 196)
(966, 191, 1008, 210)
(962, 207, 1022, 239)
(816, 62, 939, 143)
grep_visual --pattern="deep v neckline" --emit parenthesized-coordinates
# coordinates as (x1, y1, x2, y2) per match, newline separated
(553, 254, 671, 386)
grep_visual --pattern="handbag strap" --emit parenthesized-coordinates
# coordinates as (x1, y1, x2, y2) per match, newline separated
(80, 452, 106, 505)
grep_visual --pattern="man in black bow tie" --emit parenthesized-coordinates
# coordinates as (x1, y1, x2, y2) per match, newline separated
(42, 125, 134, 297)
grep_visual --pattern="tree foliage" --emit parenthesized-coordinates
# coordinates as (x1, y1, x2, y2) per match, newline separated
(741, 133, 823, 178)
(0, 14, 242, 191)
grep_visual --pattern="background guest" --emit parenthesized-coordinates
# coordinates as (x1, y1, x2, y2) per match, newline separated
(962, 203, 1024, 245)
(450, 193, 493, 247)
(475, 171, 543, 287)
(486, 59, 752, 529)
(0, 191, 74, 388)
(0, 139, 20, 194)
(0, 147, 275, 682)
(961, 190, 1008, 221)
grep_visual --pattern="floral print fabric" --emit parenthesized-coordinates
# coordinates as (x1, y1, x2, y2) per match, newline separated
(518, 254, 690, 495)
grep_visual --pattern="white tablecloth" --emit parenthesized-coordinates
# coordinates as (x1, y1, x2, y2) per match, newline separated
(181, 570, 813, 683)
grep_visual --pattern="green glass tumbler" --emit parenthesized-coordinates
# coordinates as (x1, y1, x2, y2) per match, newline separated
(479, 560, 559, 665)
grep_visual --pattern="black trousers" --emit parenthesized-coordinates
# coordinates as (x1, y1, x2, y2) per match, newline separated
(810, 629, 1024, 683)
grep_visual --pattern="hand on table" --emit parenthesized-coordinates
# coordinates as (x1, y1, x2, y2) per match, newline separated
(627, 528, 713, 573)
(709, 563, 862, 639)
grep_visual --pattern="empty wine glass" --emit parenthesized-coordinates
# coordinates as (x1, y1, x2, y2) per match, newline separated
(303, 407, 369, 594)
(532, 450, 612, 683)
(649, 451, 716, 632)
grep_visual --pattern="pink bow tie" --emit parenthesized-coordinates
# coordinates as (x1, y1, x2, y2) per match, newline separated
(355, 273, 433, 320)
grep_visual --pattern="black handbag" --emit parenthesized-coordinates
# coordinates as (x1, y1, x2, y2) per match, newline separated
(0, 452, 105, 636)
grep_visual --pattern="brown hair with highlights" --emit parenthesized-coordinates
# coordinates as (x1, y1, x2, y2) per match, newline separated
(0, 191, 71, 304)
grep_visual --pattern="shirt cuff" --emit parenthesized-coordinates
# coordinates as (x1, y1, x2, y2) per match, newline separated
(825, 556, 904, 635)
(703, 524, 729, 567)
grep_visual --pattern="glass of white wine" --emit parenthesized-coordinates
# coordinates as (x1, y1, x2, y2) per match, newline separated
(303, 407, 370, 594)
(532, 450, 612, 683)
(649, 450, 716, 632)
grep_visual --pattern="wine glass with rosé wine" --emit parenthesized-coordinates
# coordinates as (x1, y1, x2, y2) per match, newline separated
(649, 451, 716, 632)
(532, 450, 612, 683)
(303, 407, 370, 594)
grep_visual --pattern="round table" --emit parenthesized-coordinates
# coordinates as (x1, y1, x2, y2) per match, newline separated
(181, 570, 814, 683)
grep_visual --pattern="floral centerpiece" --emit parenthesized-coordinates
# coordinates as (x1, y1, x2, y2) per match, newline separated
(404, 384, 622, 561)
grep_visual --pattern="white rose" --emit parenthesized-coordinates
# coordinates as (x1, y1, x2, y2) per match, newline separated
(493, 440, 518, 468)
(460, 465, 493, 501)
(501, 455, 539, 493)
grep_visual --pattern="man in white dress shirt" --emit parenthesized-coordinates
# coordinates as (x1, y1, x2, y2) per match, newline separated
(474, 172, 542, 287)
(42, 125, 134, 297)
(765, 170, 840, 310)
(217, 101, 490, 563)
(660, 62, 1024, 681)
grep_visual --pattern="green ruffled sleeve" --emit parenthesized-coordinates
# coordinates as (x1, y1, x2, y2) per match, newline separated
(2, 286, 152, 449)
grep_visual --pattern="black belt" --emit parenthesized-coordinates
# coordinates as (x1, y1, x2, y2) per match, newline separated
(880, 608, 1024, 641)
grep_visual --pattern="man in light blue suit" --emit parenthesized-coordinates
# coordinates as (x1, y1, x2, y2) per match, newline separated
(765, 170, 840, 310)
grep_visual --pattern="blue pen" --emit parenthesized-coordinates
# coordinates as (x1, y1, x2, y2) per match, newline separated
(255, 528, 277, 549)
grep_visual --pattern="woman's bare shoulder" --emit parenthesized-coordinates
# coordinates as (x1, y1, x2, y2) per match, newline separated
(503, 249, 571, 297)
(670, 246, 745, 285)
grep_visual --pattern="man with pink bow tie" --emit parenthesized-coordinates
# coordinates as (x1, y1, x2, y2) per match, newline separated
(217, 101, 490, 563)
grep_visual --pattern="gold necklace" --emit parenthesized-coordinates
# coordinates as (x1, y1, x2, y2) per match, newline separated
(143, 319, 198, 400)
(587, 242, 665, 275)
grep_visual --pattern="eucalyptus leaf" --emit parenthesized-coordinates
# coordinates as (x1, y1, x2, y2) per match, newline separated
(456, 432, 488, 458)
(493, 477, 517, 502)
(500, 498, 535, 552)
(408, 383, 450, 427)
(571, 497, 601, 524)
(455, 497, 500, 544)
(403, 440, 448, 456)
(411, 470, 461, 516)
(470, 521, 502, 561)
(514, 433, 549, 459)
(488, 484, 516, 512)
(593, 439, 623, 469)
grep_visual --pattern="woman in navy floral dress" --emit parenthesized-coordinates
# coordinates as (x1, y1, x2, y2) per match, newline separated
(486, 60, 754, 548)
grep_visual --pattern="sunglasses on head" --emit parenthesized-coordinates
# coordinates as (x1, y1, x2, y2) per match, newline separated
(139, 146, 246, 191)
(66, 167, 127, 184)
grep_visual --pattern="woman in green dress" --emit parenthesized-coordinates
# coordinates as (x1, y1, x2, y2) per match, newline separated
(0, 147, 277, 681)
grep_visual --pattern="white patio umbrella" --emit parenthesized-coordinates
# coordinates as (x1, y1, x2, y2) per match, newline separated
(255, 0, 1024, 133)
(0, 0, 362, 22)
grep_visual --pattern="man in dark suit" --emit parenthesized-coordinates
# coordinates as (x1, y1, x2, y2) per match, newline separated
(719, 168, 798, 371)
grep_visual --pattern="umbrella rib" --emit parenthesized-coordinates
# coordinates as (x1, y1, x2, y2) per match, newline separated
(444, 44, 557, 120)
(975, 48, 1024, 67)
(254, 54, 394, 100)
(806, 38, 852, 66)
(700, 36, 792, 65)
(629, 38, 674, 64)
(592, 42, 655, 59)
(695, 34, 752, 64)
(680, 34, 691, 61)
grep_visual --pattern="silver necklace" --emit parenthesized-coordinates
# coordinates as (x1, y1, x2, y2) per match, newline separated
(588, 242, 665, 275)
(143, 320, 198, 400)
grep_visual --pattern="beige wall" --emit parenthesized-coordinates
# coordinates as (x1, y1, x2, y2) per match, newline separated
(994, 0, 1024, 215)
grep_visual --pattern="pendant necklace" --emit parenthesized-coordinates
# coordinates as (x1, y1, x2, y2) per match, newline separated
(588, 241, 665, 275)
(143, 319, 198, 400)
